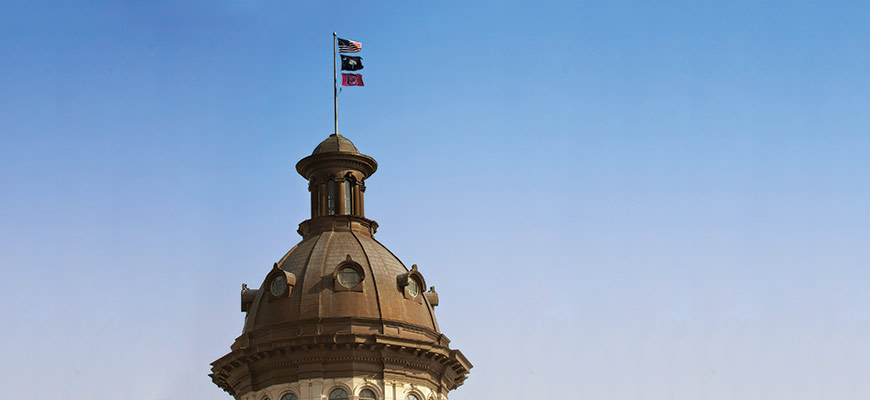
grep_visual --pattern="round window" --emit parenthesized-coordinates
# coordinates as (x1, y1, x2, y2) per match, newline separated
(280, 394, 297, 400)
(407, 277, 420, 297)
(270, 274, 286, 296)
(329, 388, 348, 400)
(337, 266, 361, 288)
(360, 389, 377, 400)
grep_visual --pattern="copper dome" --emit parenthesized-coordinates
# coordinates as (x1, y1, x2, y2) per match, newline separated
(311, 133, 359, 155)
(211, 135, 471, 398)
(240, 230, 440, 336)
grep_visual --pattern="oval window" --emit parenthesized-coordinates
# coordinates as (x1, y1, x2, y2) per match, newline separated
(281, 394, 297, 400)
(270, 274, 286, 296)
(337, 267, 361, 288)
(407, 277, 420, 297)
(406, 394, 420, 400)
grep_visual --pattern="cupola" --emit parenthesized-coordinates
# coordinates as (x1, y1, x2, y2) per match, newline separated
(295, 134, 379, 239)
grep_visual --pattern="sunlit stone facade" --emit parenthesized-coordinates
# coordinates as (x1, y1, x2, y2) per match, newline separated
(240, 378, 444, 400)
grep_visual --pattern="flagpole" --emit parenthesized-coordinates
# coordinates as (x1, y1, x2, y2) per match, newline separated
(333, 32, 338, 135)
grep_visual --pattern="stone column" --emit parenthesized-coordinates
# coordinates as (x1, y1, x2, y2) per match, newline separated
(353, 184, 361, 215)
(337, 179, 347, 215)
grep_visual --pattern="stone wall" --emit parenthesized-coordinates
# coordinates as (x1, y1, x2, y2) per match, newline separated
(240, 377, 443, 400)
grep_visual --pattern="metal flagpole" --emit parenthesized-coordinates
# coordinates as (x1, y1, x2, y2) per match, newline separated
(333, 32, 338, 135)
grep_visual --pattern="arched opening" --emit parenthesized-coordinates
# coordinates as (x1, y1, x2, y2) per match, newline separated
(343, 177, 354, 215)
(327, 179, 336, 215)
(329, 388, 348, 400)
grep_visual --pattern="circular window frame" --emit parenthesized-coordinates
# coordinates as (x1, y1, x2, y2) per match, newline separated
(333, 255, 365, 292)
(269, 273, 287, 297)
(266, 263, 296, 301)
(337, 266, 362, 288)
(397, 264, 426, 303)
(406, 276, 421, 297)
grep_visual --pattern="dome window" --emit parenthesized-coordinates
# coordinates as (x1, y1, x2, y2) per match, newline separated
(268, 263, 296, 298)
(337, 267, 361, 288)
(397, 264, 427, 303)
(270, 274, 287, 296)
(280, 394, 297, 400)
(329, 388, 348, 400)
(407, 277, 420, 297)
(333, 255, 365, 292)
(359, 389, 377, 400)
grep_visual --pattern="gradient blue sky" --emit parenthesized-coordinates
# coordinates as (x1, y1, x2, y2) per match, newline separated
(2, 1, 869, 399)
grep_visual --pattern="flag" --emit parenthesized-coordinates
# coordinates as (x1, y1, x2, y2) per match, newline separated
(341, 55, 364, 71)
(337, 38, 362, 53)
(342, 73, 364, 86)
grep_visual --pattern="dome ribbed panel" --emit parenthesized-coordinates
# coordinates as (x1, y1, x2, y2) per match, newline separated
(243, 231, 439, 335)
(316, 232, 380, 319)
(296, 231, 333, 321)
(355, 234, 438, 331)
(279, 235, 320, 322)
(311, 135, 359, 155)
(246, 236, 318, 332)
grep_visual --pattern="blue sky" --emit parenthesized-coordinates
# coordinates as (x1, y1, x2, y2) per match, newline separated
(1, 1, 869, 399)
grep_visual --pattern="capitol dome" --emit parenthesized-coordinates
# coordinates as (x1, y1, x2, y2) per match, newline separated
(211, 134, 470, 400)
(240, 231, 440, 336)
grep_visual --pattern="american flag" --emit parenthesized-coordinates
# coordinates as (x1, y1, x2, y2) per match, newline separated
(337, 38, 362, 53)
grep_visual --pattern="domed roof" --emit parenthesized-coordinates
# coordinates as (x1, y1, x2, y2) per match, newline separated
(211, 134, 470, 398)
(241, 229, 439, 338)
(311, 133, 359, 155)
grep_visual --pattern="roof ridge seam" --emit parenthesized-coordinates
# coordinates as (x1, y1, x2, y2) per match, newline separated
(277, 242, 301, 266)
(350, 231, 385, 328)
(371, 236, 441, 332)
(317, 231, 335, 319)
(295, 234, 323, 320)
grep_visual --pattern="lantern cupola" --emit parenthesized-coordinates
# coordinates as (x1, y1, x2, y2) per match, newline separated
(295, 134, 379, 239)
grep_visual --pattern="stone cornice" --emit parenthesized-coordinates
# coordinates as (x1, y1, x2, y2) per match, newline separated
(297, 215, 378, 239)
(210, 332, 471, 398)
(296, 152, 378, 180)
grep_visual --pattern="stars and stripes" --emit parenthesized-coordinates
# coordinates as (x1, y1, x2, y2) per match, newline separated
(337, 38, 361, 53)
(332, 34, 365, 132)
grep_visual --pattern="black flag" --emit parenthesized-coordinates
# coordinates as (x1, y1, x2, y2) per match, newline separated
(341, 55, 364, 71)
